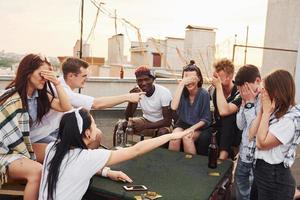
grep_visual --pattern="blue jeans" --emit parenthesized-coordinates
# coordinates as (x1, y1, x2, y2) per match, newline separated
(234, 158, 253, 200)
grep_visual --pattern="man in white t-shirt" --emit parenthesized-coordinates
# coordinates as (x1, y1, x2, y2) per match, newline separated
(124, 66, 172, 138)
(31, 58, 144, 161)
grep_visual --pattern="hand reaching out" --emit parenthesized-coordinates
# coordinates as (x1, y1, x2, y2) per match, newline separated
(171, 129, 193, 140)
(107, 170, 133, 183)
(129, 86, 142, 93)
(127, 92, 146, 103)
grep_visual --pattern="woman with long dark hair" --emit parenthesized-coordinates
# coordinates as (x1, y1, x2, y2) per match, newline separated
(39, 108, 190, 200)
(168, 61, 211, 155)
(0, 54, 71, 200)
(249, 70, 300, 200)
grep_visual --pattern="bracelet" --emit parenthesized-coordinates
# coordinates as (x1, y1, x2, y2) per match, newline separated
(101, 167, 111, 177)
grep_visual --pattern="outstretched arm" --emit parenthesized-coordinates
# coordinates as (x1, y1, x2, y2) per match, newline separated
(106, 130, 190, 166)
(92, 92, 145, 110)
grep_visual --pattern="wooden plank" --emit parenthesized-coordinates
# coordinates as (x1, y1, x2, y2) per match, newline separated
(0, 183, 24, 196)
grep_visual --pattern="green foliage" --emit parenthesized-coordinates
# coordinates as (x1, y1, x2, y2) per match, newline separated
(0, 57, 17, 68)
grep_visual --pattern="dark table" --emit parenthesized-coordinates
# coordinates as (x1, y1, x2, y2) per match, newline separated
(86, 148, 232, 200)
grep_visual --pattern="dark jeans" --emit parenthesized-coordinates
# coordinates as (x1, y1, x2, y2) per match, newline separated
(250, 159, 295, 200)
(215, 114, 241, 154)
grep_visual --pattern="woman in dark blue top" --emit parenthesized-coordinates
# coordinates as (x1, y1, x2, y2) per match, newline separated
(169, 61, 211, 155)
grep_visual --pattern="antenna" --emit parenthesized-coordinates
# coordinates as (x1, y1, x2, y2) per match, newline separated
(79, 0, 84, 59)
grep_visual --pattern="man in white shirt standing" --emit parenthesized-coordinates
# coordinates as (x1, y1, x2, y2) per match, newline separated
(31, 57, 144, 162)
(124, 66, 172, 140)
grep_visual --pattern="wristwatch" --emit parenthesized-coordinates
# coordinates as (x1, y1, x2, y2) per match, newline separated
(245, 102, 254, 109)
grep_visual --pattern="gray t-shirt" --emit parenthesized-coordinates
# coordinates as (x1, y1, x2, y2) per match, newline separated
(177, 88, 211, 127)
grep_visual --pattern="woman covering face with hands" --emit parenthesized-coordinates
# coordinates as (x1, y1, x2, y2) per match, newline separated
(248, 70, 300, 200)
(0, 54, 71, 200)
(169, 61, 211, 155)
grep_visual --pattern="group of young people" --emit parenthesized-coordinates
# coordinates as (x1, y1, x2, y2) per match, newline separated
(0, 54, 299, 200)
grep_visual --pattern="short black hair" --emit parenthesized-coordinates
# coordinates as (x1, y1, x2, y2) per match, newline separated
(235, 64, 261, 86)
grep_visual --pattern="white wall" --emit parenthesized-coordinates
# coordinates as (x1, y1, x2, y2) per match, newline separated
(262, 0, 300, 77)
(107, 35, 124, 65)
(0, 76, 210, 108)
(296, 42, 300, 104)
(165, 38, 185, 70)
(184, 29, 216, 77)
(73, 40, 90, 58)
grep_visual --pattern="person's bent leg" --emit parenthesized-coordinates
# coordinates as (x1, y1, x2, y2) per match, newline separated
(195, 128, 211, 156)
(219, 114, 238, 160)
(156, 127, 171, 148)
(7, 158, 42, 200)
(182, 131, 200, 155)
(169, 128, 184, 151)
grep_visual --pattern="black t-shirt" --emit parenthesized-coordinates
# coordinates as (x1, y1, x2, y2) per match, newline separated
(211, 84, 242, 126)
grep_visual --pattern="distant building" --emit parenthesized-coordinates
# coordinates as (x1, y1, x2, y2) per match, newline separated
(107, 34, 127, 65)
(73, 40, 91, 58)
(128, 25, 216, 76)
(261, 0, 300, 76)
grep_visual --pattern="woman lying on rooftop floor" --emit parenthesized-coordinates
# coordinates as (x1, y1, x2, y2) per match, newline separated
(38, 108, 191, 200)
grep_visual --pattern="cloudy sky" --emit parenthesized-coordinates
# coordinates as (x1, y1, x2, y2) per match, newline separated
(0, 0, 268, 59)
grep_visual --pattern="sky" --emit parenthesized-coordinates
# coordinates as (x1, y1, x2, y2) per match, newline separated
(0, 0, 268, 61)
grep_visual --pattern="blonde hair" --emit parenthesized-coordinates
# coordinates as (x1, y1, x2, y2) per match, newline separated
(213, 58, 234, 75)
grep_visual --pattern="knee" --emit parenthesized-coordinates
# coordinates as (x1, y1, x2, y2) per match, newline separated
(169, 139, 181, 147)
(182, 136, 193, 144)
(27, 164, 42, 183)
(169, 139, 181, 145)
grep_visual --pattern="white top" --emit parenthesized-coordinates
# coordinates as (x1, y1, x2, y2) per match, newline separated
(30, 109, 63, 142)
(39, 143, 111, 200)
(30, 77, 94, 142)
(255, 115, 295, 164)
(138, 84, 172, 122)
(59, 77, 95, 110)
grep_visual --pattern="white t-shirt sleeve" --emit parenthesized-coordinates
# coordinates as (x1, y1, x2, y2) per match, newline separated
(82, 149, 112, 177)
(67, 91, 95, 110)
(160, 88, 172, 107)
(269, 117, 295, 145)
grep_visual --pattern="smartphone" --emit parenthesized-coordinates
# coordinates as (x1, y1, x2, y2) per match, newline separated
(123, 185, 148, 191)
